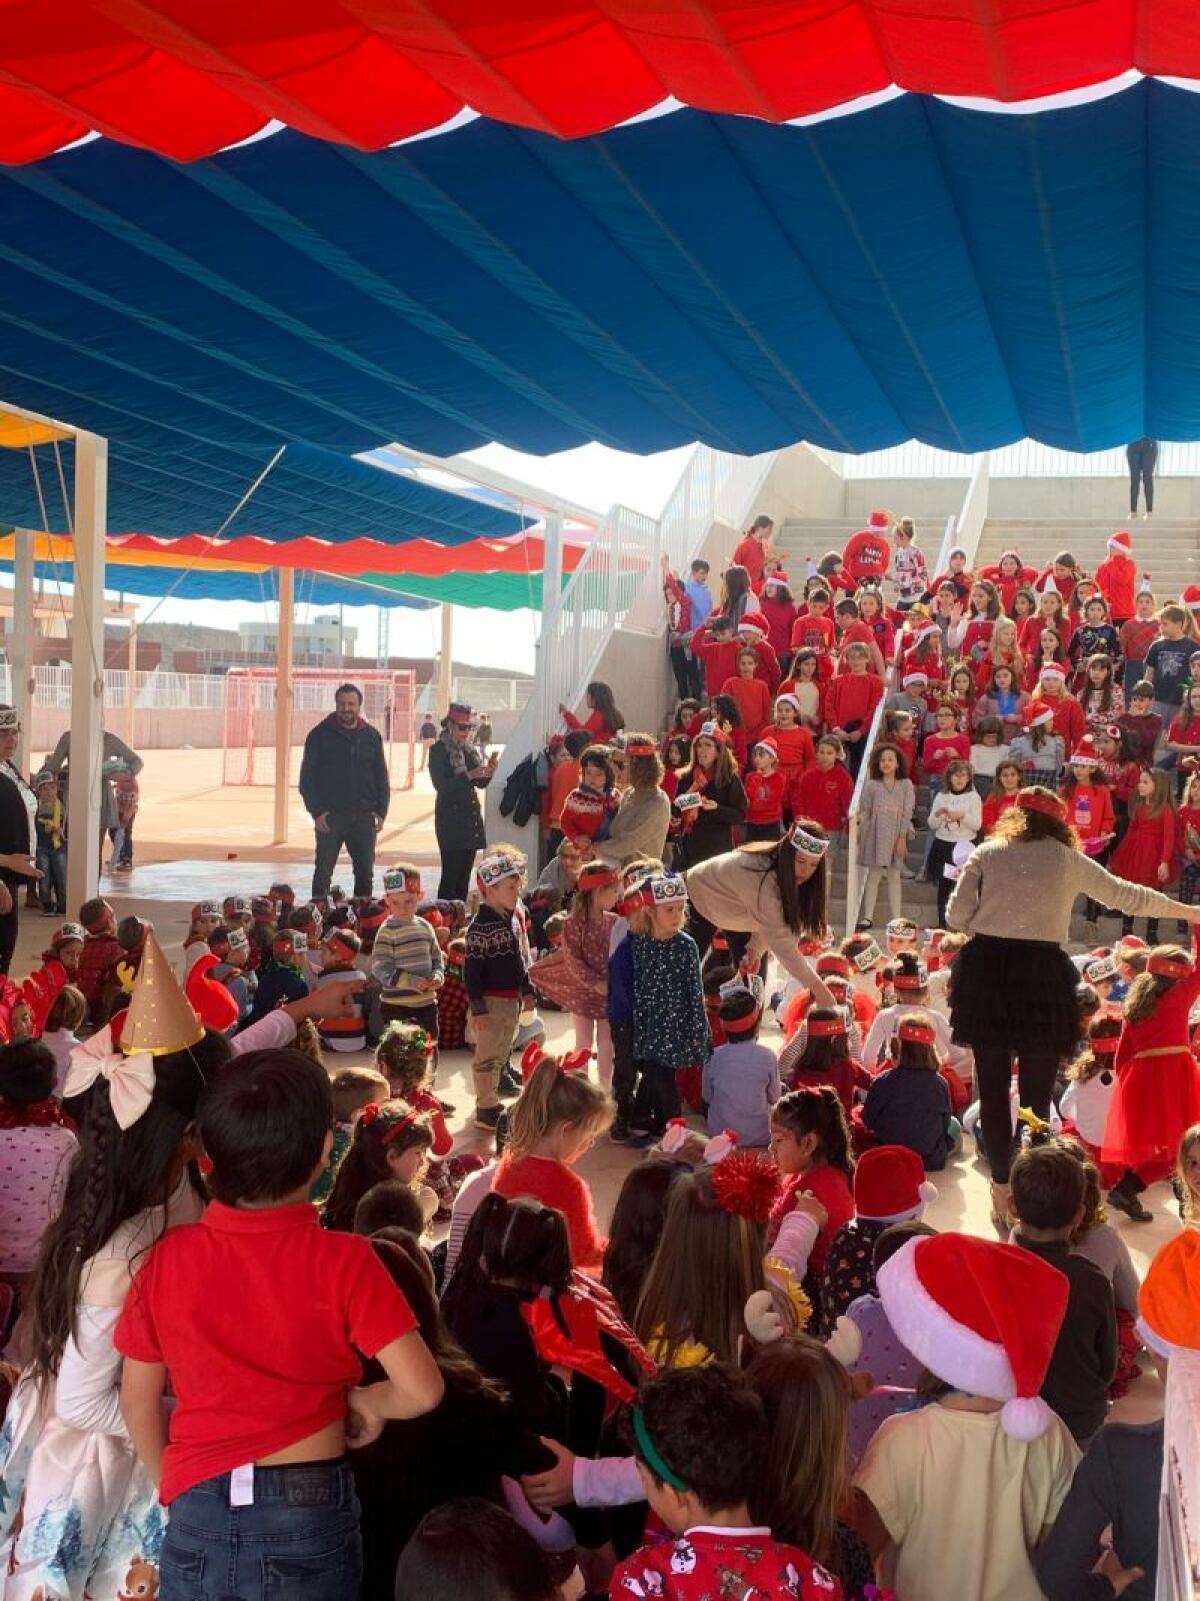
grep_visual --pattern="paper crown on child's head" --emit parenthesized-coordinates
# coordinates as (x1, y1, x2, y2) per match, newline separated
(787, 821, 830, 858)
(709, 1148, 780, 1223)
(892, 964, 928, 993)
(877, 1233, 1069, 1438)
(696, 720, 728, 745)
(1017, 786, 1067, 822)
(806, 1013, 848, 1038)
(227, 928, 249, 951)
(1108, 529, 1132, 553)
(1148, 952, 1195, 979)
(869, 510, 890, 528)
(816, 953, 851, 979)
(121, 932, 204, 1057)
(886, 917, 918, 940)
(851, 939, 884, 971)
(1083, 955, 1117, 985)
(854, 1145, 938, 1223)
(382, 867, 422, 893)
(623, 737, 658, 758)
(476, 852, 524, 891)
(52, 921, 85, 946)
(716, 978, 761, 1034)
(576, 862, 618, 894)
(195, 900, 221, 920)
(897, 1019, 936, 1046)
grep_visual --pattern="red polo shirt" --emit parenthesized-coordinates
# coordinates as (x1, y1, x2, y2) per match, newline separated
(115, 1201, 415, 1504)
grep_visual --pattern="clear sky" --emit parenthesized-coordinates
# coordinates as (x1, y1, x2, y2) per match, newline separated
(123, 441, 694, 677)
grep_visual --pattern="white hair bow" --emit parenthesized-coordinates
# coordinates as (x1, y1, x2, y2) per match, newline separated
(63, 1025, 155, 1129)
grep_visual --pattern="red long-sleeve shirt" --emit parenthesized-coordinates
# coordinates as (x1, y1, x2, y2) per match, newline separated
(920, 731, 970, 781)
(731, 534, 768, 585)
(981, 790, 1020, 834)
(400, 1086, 453, 1158)
(721, 675, 772, 742)
(492, 1154, 606, 1272)
(1045, 691, 1085, 753)
(561, 707, 619, 739)
(691, 632, 742, 697)
(745, 768, 786, 825)
(1064, 782, 1115, 849)
(823, 671, 884, 734)
(1096, 552, 1136, 620)
(790, 762, 853, 832)
(842, 528, 891, 583)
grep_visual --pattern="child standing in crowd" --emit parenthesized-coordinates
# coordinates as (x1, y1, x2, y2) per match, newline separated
(926, 760, 981, 927)
(722, 648, 772, 742)
(465, 852, 531, 1133)
(1146, 603, 1195, 730)
(1119, 679, 1164, 767)
(529, 860, 618, 1084)
(1110, 768, 1177, 943)
(1078, 653, 1124, 731)
(1102, 928, 1200, 1221)
(969, 715, 1010, 795)
(76, 897, 120, 1022)
(791, 735, 853, 844)
(855, 743, 915, 931)
(976, 663, 1028, 744)
(1119, 582, 1159, 696)
(777, 659, 823, 737)
(702, 982, 781, 1147)
(33, 770, 67, 915)
(1009, 699, 1065, 786)
(919, 701, 970, 782)
(744, 738, 786, 841)
(492, 1045, 612, 1272)
(115, 1050, 443, 1600)
(312, 927, 368, 1052)
(1096, 529, 1137, 625)
(824, 642, 884, 778)
(889, 515, 927, 609)
(629, 874, 709, 1144)
(1176, 770, 1200, 930)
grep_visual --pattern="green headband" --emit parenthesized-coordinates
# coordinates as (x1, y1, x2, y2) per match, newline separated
(633, 1406, 688, 1492)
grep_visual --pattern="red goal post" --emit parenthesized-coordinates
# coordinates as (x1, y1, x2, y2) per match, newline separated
(222, 668, 415, 791)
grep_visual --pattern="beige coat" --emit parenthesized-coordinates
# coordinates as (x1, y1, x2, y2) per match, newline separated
(684, 848, 832, 991)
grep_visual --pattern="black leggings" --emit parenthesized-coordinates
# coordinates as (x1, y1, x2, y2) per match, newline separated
(1127, 438, 1158, 514)
(437, 847, 476, 901)
(973, 1044, 1061, 1184)
(686, 905, 750, 969)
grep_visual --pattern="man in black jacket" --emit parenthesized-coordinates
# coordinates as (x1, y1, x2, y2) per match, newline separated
(299, 684, 391, 900)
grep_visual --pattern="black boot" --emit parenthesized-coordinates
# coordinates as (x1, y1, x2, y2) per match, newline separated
(1108, 1173, 1153, 1223)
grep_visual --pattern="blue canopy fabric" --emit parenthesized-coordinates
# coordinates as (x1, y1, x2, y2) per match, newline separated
(0, 438, 530, 542)
(0, 81, 1198, 457)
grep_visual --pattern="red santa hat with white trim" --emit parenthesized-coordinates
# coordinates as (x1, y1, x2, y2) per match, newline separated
(877, 1232, 1069, 1439)
(737, 610, 769, 639)
(1107, 529, 1132, 554)
(1183, 585, 1200, 613)
(868, 510, 890, 528)
(853, 1145, 937, 1224)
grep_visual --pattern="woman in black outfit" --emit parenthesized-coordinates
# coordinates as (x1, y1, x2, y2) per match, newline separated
(670, 725, 747, 873)
(428, 702, 497, 900)
(1126, 437, 1158, 516)
(0, 707, 43, 973)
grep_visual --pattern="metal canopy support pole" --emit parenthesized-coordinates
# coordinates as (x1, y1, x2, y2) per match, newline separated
(438, 604, 453, 717)
(542, 510, 563, 613)
(126, 623, 137, 748)
(11, 529, 34, 772)
(273, 568, 295, 845)
(67, 432, 107, 913)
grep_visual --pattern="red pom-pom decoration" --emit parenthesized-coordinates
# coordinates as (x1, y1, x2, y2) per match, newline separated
(710, 1150, 781, 1224)
(359, 1102, 380, 1126)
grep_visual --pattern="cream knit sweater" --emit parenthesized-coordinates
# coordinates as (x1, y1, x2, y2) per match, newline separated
(946, 835, 1192, 945)
(684, 848, 831, 991)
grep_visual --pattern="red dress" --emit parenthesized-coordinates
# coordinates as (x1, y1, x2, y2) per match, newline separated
(1102, 927, 1200, 1175)
(1064, 783, 1115, 854)
(1109, 802, 1177, 888)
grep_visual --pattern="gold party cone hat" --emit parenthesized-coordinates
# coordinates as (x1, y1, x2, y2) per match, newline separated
(121, 931, 204, 1056)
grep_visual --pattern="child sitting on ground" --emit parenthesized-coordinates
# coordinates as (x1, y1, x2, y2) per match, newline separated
(701, 981, 781, 1147)
(768, 1087, 855, 1332)
(491, 1043, 612, 1273)
(1010, 1141, 1117, 1446)
(856, 1011, 959, 1172)
(76, 897, 120, 1023)
(843, 1220, 937, 1465)
(376, 1020, 482, 1224)
(246, 928, 309, 1022)
(307, 1064, 390, 1204)
(320, 1098, 437, 1234)
(612, 1364, 841, 1600)
(115, 1048, 444, 1594)
(777, 1006, 870, 1114)
(0, 1040, 78, 1288)
(40, 983, 86, 1095)
(311, 927, 368, 1052)
(436, 936, 471, 1050)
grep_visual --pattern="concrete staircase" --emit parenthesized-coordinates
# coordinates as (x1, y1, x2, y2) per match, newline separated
(975, 518, 1200, 599)
(773, 517, 860, 577)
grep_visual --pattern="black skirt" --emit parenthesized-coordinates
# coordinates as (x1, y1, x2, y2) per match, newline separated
(948, 933, 1080, 1059)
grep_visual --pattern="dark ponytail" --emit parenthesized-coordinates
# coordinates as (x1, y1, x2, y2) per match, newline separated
(772, 1086, 855, 1183)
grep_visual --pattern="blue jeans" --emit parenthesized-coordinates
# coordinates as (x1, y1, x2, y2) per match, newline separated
(36, 843, 66, 912)
(160, 1459, 361, 1600)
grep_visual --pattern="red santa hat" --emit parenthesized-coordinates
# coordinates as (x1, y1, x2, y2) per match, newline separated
(184, 951, 240, 1035)
(1107, 529, 1132, 554)
(913, 623, 940, 645)
(1024, 698, 1055, 729)
(1070, 734, 1100, 766)
(877, 1233, 1069, 1438)
(853, 1145, 938, 1223)
(1183, 585, 1200, 612)
(763, 571, 790, 593)
(1139, 1231, 1200, 1354)
(1038, 662, 1067, 683)
(868, 510, 889, 528)
(737, 610, 769, 639)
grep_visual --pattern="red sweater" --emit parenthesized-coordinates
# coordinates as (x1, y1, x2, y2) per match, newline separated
(1045, 692, 1085, 753)
(721, 675, 772, 742)
(824, 671, 884, 734)
(790, 762, 853, 832)
(760, 596, 797, 658)
(789, 610, 837, 661)
(981, 790, 1020, 834)
(979, 562, 1038, 614)
(559, 786, 617, 843)
(562, 707, 618, 739)
(492, 1154, 606, 1272)
(399, 1086, 453, 1158)
(1063, 782, 1115, 849)
(691, 632, 742, 697)
(769, 722, 817, 782)
(744, 635, 782, 694)
(1096, 551, 1136, 620)
(1119, 617, 1159, 666)
(745, 769, 786, 825)
(920, 731, 970, 781)
(731, 534, 768, 585)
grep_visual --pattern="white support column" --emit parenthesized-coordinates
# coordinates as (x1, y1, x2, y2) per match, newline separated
(67, 433, 107, 914)
(437, 604, 453, 716)
(541, 510, 563, 620)
(11, 529, 34, 772)
(126, 623, 137, 748)
(272, 568, 295, 845)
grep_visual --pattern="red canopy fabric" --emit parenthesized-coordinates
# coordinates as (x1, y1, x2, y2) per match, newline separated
(2, 1, 1198, 162)
(105, 531, 586, 577)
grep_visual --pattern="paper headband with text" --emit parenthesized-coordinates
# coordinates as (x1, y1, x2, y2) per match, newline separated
(897, 1019, 937, 1045)
(787, 822, 830, 859)
(806, 1014, 848, 1038)
(476, 853, 524, 890)
(227, 929, 249, 951)
(892, 967, 929, 992)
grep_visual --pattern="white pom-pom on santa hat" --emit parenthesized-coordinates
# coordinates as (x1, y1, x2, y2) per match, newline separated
(703, 1128, 739, 1165)
(1107, 529, 1132, 554)
(876, 1233, 1069, 1439)
(660, 1118, 690, 1156)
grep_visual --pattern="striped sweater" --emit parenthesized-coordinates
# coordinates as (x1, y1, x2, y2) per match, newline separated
(370, 915, 444, 1007)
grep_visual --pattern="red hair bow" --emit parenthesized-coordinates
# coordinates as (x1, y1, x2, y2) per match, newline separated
(359, 1102, 380, 1126)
